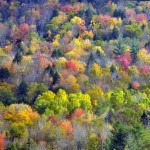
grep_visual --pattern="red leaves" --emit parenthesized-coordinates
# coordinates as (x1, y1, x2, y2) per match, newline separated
(0, 133, 5, 150)
(61, 5, 74, 12)
(98, 15, 111, 28)
(140, 65, 150, 75)
(20, 23, 30, 31)
(115, 51, 131, 69)
(11, 23, 29, 42)
(135, 13, 147, 23)
(71, 108, 85, 120)
(65, 61, 77, 71)
(60, 4, 81, 13)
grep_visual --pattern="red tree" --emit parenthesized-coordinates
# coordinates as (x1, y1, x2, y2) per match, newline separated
(65, 61, 77, 71)
(135, 13, 147, 23)
(140, 65, 150, 75)
(11, 23, 29, 42)
(0, 133, 5, 150)
(61, 5, 74, 12)
(115, 51, 131, 69)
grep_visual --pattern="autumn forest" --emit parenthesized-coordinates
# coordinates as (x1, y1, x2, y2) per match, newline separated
(0, 0, 150, 149)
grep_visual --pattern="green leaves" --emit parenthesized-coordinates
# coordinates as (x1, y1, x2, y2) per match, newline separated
(35, 90, 92, 115)
(113, 33, 127, 55)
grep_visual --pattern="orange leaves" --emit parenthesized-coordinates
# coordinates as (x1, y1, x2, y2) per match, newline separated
(71, 108, 85, 120)
(132, 81, 140, 90)
(35, 53, 52, 69)
(61, 120, 73, 137)
(0, 133, 5, 150)
(3, 104, 39, 126)
(4, 44, 13, 53)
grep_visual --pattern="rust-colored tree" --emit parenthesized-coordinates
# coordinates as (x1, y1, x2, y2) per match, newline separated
(0, 133, 5, 150)
(11, 23, 30, 42)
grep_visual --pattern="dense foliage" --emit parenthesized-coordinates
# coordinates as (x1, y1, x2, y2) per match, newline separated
(0, 0, 150, 149)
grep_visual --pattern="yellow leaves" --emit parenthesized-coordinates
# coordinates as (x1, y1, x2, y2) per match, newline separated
(3, 104, 39, 126)
(55, 57, 66, 69)
(111, 2, 117, 12)
(4, 45, 13, 53)
(91, 63, 102, 77)
(0, 82, 14, 92)
(86, 86, 104, 107)
(66, 75, 80, 92)
(137, 48, 150, 64)
(29, 39, 40, 53)
(71, 59, 85, 73)
(80, 30, 94, 39)
(117, 17, 122, 26)
(93, 46, 105, 56)
(128, 65, 139, 76)
(93, 100, 98, 107)
(71, 16, 85, 25)
(66, 51, 77, 60)
(92, 15, 122, 30)
(52, 39, 60, 47)
(66, 75, 77, 86)
(73, 38, 82, 47)
(0, 47, 6, 55)
(82, 39, 92, 50)
(21, 56, 32, 65)
(51, 12, 67, 25)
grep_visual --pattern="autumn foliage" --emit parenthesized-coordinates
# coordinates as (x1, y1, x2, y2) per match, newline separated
(0, 133, 5, 150)
(11, 23, 30, 42)
(115, 51, 132, 69)
(65, 61, 77, 71)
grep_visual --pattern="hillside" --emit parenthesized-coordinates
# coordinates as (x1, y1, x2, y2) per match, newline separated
(0, 0, 150, 149)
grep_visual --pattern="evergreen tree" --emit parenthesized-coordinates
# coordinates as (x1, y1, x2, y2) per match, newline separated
(0, 67, 10, 80)
(13, 52, 22, 63)
(17, 81, 28, 103)
(52, 72, 60, 85)
(113, 33, 126, 55)
(130, 38, 139, 63)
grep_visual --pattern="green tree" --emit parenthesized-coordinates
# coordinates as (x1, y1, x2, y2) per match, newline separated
(13, 52, 22, 63)
(110, 88, 125, 110)
(35, 89, 69, 115)
(9, 123, 27, 141)
(17, 81, 28, 103)
(124, 24, 142, 38)
(68, 92, 92, 112)
(28, 82, 48, 104)
(113, 33, 126, 55)
(108, 121, 129, 150)
(130, 38, 140, 63)
(52, 72, 60, 85)
(34, 91, 55, 114)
